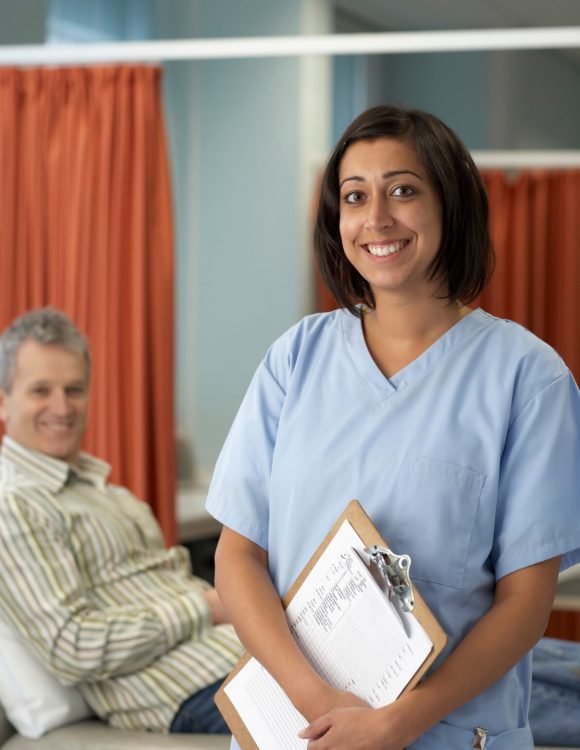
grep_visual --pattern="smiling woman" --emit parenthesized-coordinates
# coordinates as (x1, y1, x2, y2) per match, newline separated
(316, 105, 492, 379)
(338, 138, 443, 311)
(206, 104, 580, 750)
(316, 105, 493, 318)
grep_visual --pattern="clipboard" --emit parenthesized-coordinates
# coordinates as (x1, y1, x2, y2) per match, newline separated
(215, 499, 447, 750)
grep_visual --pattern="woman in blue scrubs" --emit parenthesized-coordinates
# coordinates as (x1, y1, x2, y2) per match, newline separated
(206, 105, 580, 749)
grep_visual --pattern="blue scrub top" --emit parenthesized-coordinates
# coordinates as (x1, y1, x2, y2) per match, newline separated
(207, 308, 580, 749)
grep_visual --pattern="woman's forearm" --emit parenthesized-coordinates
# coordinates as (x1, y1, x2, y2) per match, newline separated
(386, 556, 561, 745)
(214, 527, 334, 716)
(301, 556, 561, 749)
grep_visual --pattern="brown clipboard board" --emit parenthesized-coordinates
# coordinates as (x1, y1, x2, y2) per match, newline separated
(215, 499, 447, 750)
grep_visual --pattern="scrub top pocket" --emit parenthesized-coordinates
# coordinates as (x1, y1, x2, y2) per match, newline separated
(396, 456, 485, 590)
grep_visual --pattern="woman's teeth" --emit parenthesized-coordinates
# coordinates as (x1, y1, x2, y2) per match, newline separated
(367, 241, 406, 257)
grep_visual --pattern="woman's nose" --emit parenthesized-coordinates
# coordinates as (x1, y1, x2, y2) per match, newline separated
(365, 196, 394, 231)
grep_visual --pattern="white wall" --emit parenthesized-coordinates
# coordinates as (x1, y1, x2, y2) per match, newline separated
(375, 52, 489, 148)
(333, 47, 580, 151)
(488, 49, 580, 148)
(155, 0, 332, 478)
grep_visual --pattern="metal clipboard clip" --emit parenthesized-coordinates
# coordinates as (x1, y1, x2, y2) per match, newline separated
(472, 727, 487, 749)
(365, 545, 415, 612)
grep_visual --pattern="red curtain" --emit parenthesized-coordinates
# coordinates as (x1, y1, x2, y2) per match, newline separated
(479, 170, 580, 383)
(0, 65, 177, 545)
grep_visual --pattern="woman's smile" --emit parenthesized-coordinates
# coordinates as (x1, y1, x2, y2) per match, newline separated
(364, 239, 409, 258)
(338, 137, 443, 300)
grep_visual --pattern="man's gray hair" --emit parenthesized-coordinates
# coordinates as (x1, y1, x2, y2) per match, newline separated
(0, 307, 91, 392)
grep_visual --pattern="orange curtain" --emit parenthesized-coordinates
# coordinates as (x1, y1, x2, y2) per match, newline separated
(481, 170, 580, 642)
(478, 170, 580, 383)
(0, 65, 177, 544)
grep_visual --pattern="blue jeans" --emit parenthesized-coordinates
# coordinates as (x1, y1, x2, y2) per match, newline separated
(529, 637, 580, 746)
(170, 678, 230, 734)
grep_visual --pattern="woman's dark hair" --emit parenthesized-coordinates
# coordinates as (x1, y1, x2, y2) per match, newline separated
(314, 104, 494, 315)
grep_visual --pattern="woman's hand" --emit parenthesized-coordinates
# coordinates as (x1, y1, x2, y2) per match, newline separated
(299, 701, 408, 750)
(296, 684, 367, 722)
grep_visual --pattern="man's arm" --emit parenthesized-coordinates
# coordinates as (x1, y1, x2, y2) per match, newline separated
(0, 491, 214, 684)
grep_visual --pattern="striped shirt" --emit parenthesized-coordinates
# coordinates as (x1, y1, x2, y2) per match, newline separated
(0, 437, 243, 732)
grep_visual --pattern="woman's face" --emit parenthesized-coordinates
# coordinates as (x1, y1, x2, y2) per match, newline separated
(338, 137, 443, 303)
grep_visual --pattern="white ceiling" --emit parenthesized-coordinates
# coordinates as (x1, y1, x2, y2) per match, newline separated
(334, 0, 580, 32)
(334, 0, 580, 66)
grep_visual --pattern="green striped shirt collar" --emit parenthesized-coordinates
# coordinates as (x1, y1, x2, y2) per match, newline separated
(0, 436, 111, 492)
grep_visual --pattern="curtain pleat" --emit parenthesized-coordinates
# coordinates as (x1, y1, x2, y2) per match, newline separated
(480, 170, 580, 383)
(0, 65, 177, 544)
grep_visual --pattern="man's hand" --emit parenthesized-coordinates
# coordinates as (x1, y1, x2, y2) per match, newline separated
(203, 587, 230, 625)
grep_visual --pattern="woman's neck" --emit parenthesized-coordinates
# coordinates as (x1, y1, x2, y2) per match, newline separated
(366, 294, 469, 339)
(361, 296, 471, 378)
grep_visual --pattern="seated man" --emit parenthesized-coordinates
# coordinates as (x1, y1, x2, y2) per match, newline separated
(0, 307, 242, 734)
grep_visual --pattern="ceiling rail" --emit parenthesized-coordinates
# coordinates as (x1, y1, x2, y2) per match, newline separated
(0, 26, 579, 66)
(471, 150, 580, 169)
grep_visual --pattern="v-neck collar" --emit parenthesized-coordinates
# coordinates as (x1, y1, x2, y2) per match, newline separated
(341, 307, 492, 401)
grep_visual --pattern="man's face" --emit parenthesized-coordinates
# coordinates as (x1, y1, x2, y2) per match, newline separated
(0, 340, 90, 465)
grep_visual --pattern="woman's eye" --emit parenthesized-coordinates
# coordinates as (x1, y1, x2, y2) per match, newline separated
(392, 185, 415, 198)
(343, 191, 364, 204)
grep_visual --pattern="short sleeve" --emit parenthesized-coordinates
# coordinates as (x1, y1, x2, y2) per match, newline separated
(205, 351, 287, 550)
(492, 371, 580, 579)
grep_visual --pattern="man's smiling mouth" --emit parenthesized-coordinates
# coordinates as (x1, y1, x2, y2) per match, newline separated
(40, 421, 75, 432)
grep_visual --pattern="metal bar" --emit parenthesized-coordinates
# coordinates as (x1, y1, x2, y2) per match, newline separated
(472, 150, 580, 169)
(0, 26, 580, 66)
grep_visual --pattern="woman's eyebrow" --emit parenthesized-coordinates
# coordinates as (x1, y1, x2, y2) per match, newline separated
(339, 169, 423, 189)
